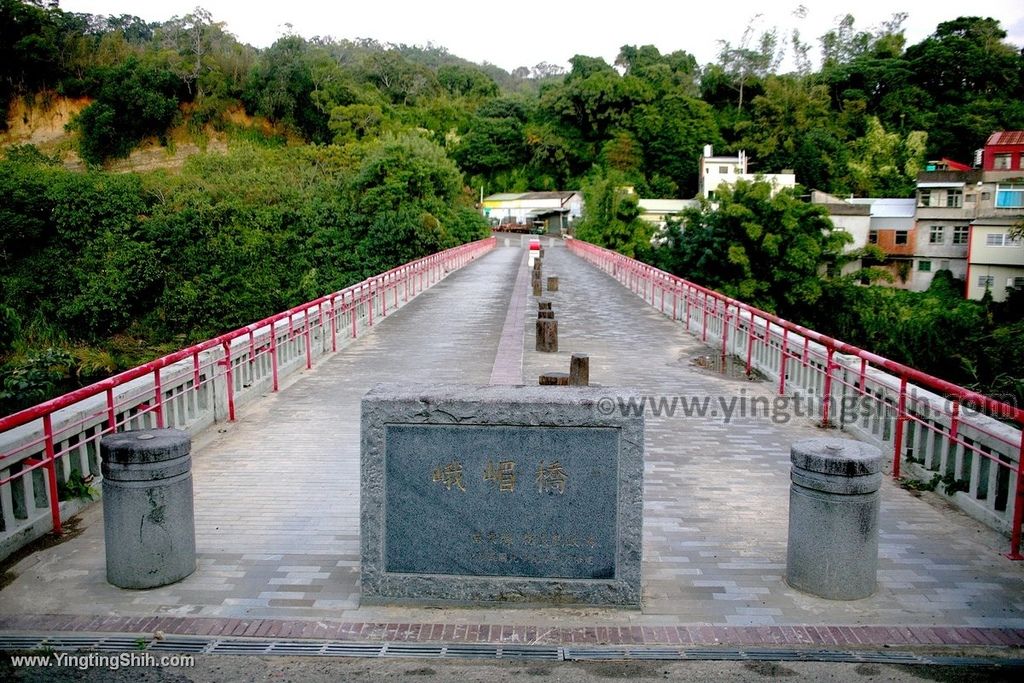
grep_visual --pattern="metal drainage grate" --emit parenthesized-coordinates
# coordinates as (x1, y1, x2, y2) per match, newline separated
(0, 636, 48, 650)
(380, 644, 444, 659)
(321, 643, 388, 658)
(0, 635, 1021, 667)
(148, 637, 209, 654)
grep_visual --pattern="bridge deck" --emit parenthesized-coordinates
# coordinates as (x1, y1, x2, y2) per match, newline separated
(1, 241, 1022, 644)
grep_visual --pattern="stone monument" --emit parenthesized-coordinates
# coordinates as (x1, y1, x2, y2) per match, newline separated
(360, 384, 643, 606)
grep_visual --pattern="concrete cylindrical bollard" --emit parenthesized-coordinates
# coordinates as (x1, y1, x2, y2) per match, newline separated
(538, 300, 552, 310)
(532, 281, 542, 297)
(547, 276, 559, 292)
(538, 310, 554, 319)
(101, 429, 196, 589)
(536, 319, 558, 352)
(569, 353, 590, 386)
(786, 438, 881, 600)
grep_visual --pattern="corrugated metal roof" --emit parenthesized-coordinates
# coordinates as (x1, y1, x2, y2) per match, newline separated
(518, 191, 579, 200)
(986, 131, 1024, 146)
(868, 198, 916, 218)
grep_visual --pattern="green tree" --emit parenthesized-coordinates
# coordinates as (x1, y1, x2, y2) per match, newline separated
(242, 35, 330, 142)
(736, 77, 834, 181)
(575, 171, 653, 259)
(846, 117, 926, 196)
(631, 94, 722, 196)
(615, 44, 698, 98)
(437, 64, 498, 99)
(715, 16, 782, 112)
(73, 57, 182, 164)
(655, 180, 850, 315)
(541, 55, 652, 143)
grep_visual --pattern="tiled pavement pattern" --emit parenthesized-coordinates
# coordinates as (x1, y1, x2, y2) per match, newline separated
(1, 240, 1022, 648)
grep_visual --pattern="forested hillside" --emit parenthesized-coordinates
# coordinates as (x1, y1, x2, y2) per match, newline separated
(2, 0, 1024, 411)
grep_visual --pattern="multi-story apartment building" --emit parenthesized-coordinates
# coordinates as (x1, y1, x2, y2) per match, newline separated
(912, 167, 976, 290)
(964, 132, 1024, 301)
(907, 133, 1024, 300)
(965, 218, 1024, 300)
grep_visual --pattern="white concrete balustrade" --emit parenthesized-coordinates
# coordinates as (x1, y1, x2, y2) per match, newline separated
(0, 239, 495, 559)
(568, 238, 1022, 553)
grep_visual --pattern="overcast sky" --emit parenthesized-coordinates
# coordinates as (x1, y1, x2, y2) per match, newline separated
(59, 0, 1024, 73)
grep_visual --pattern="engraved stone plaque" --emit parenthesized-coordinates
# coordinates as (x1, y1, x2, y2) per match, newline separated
(361, 384, 644, 606)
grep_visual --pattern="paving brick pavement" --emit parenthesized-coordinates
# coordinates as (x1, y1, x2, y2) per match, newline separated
(1, 240, 1023, 648)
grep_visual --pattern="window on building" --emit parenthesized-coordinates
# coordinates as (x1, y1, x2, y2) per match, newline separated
(719, 166, 729, 174)
(994, 153, 1012, 170)
(966, 193, 976, 204)
(918, 260, 931, 272)
(982, 192, 992, 201)
(953, 226, 969, 244)
(929, 226, 944, 244)
(1014, 277, 1024, 289)
(986, 233, 1006, 247)
(978, 275, 995, 287)
(918, 190, 932, 207)
(945, 189, 963, 208)
(996, 184, 1024, 208)
(895, 230, 908, 245)
(868, 230, 878, 244)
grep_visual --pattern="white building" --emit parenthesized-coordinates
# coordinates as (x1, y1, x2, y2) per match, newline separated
(637, 198, 699, 228)
(810, 190, 872, 274)
(698, 145, 796, 199)
(481, 191, 582, 233)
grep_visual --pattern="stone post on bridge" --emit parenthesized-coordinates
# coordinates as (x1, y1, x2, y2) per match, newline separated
(786, 438, 880, 600)
(536, 301, 557, 352)
(569, 353, 589, 386)
(101, 429, 197, 589)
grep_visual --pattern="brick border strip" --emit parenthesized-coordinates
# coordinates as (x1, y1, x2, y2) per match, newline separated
(489, 248, 530, 385)
(1, 616, 1022, 648)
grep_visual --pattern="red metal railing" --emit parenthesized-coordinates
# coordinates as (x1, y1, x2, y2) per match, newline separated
(0, 237, 495, 549)
(568, 237, 1024, 560)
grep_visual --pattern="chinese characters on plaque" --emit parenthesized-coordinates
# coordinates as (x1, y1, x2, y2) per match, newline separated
(432, 458, 569, 495)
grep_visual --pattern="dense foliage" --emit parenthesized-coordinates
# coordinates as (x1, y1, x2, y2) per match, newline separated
(2, 3, 1021, 191)
(655, 181, 851, 314)
(0, 138, 487, 413)
(2, 2, 1024, 409)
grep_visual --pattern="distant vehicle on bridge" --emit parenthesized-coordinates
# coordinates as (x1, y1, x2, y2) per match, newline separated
(491, 217, 545, 234)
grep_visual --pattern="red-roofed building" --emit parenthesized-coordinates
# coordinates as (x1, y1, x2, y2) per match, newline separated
(982, 131, 1024, 172)
(924, 158, 972, 172)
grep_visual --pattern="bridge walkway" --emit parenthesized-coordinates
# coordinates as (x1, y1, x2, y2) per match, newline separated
(1, 240, 1021, 645)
